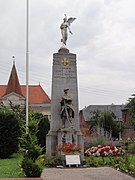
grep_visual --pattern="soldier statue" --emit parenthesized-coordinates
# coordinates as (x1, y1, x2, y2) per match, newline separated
(60, 89, 74, 128)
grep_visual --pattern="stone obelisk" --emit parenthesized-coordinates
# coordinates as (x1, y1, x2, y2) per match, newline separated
(46, 15, 84, 159)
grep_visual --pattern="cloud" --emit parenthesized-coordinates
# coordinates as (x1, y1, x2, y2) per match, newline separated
(0, 0, 135, 109)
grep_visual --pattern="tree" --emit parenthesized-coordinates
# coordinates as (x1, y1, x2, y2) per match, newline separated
(19, 110, 46, 177)
(0, 109, 21, 158)
(100, 111, 114, 133)
(112, 121, 122, 139)
(37, 115, 50, 148)
(88, 110, 101, 134)
(20, 113, 44, 177)
(127, 94, 135, 129)
(20, 110, 50, 148)
(1, 100, 26, 121)
(88, 110, 122, 139)
(1, 101, 50, 150)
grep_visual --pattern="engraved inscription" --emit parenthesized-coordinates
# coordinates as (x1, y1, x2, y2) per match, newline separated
(54, 66, 76, 78)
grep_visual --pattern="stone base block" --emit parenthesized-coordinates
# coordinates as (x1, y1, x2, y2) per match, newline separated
(46, 130, 84, 160)
(46, 131, 57, 156)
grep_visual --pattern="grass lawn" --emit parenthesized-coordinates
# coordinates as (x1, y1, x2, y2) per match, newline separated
(0, 154, 24, 178)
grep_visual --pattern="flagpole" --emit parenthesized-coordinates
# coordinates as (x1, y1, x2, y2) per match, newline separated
(26, 0, 29, 133)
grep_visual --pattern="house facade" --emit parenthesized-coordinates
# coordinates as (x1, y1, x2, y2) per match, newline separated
(79, 104, 135, 141)
(121, 107, 135, 140)
(0, 63, 51, 116)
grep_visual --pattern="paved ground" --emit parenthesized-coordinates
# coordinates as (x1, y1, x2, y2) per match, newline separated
(42, 167, 135, 180)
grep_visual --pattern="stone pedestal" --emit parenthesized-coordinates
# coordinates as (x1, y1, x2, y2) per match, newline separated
(46, 47, 84, 159)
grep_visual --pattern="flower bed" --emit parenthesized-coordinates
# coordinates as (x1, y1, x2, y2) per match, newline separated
(85, 145, 126, 157)
(56, 143, 82, 155)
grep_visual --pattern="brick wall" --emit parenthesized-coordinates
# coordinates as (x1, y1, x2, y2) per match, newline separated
(122, 128, 135, 140)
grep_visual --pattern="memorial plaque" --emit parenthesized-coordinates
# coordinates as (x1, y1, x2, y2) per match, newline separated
(65, 155, 80, 167)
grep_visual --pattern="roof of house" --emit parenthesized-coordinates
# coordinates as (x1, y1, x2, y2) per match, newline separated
(82, 105, 125, 121)
(0, 84, 51, 104)
(3, 63, 23, 97)
(21, 85, 51, 104)
(0, 63, 51, 105)
(0, 85, 6, 97)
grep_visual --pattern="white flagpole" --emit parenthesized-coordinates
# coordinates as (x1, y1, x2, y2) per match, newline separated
(26, 0, 29, 133)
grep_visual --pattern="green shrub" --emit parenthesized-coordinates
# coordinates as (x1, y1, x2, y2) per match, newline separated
(37, 154, 65, 167)
(37, 154, 58, 167)
(85, 155, 135, 177)
(88, 138, 106, 148)
(20, 135, 43, 177)
(26, 144, 43, 161)
(20, 112, 44, 177)
(128, 142, 135, 154)
(37, 115, 50, 148)
(20, 133, 43, 161)
(85, 156, 99, 167)
(22, 157, 42, 177)
(0, 110, 21, 158)
(24, 111, 50, 148)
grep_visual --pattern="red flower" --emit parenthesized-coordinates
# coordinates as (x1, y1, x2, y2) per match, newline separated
(85, 145, 127, 157)
(57, 143, 82, 154)
(110, 145, 115, 150)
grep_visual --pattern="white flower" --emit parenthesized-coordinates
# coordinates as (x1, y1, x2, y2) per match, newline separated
(95, 151, 100, 156)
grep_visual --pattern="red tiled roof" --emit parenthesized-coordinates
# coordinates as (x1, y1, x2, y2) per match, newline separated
(0, 63, 50, 105)
(21, 85, 51, 104)
(0, 85, 7, 97)
(0, 85, 51, 104)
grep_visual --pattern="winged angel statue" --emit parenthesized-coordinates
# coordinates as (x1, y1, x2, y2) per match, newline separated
(60, 14, 76, 46)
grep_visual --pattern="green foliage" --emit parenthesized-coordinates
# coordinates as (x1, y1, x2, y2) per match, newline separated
(2, 103, 50, 149)
(127, 94, 135, 129)
(112, 155, 135, 175)
(112, 121, 123, 138)
(20, 134, 44, 177)
(85, 156, 99, 167)
(88, 110, 101, 133)
(85, 138, 106, 149)
(8, 100, 26, 121)
(25, 111, 50, 147)
(37, 154, 65, 167)
(37, 154, 58, 167)
(1, 100, 26, 123)
(128, 142, 135, 153)
(20, 133, 43, 161)
(20, 110, 44, 177)
(85, 156, 112, 167)
(36, 115, 50, 147)
(127, 94, 135, 128)
(100, 111, 114, 132)
(22, 157, 42, 177)
(85, 154, 135, 177)
(0, 109, 21, 158)
(88, 110, 122, 139)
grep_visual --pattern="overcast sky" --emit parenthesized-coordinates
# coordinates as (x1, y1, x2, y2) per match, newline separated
(0, 0, 135, 109)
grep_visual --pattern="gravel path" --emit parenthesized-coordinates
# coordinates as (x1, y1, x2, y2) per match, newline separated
(41, 167, 135, 180)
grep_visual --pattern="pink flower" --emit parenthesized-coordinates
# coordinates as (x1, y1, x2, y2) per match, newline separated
(85, 145, 127, 157)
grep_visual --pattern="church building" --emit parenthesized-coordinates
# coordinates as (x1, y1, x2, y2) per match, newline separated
(0, 62, 51, 116)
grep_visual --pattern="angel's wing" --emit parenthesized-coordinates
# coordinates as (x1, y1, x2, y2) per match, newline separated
(67, 17, 76, 26)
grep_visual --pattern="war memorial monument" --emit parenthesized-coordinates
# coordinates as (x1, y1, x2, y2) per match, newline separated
(46, 15, 84, 160)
